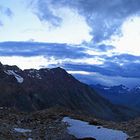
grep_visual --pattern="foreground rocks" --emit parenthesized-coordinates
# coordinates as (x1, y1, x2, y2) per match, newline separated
(0, 107, 139, 140)
(0, 107, 76, 140)
(101, 118, 140, 140)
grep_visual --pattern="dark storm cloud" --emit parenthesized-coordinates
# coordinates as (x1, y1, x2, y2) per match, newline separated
(0, 41, 89, 58)
(63, 62, 140, 78)
(94, 44, 115, 52)
(102, 61, 140, 78)
(62, 54, 140, 87)
(32, 0, 140, 42)
(63, 63, 119, 77)
(63, 53, 140, 78)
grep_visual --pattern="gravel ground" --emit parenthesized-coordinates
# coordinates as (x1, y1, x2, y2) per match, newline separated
(0, 107, 139, 140)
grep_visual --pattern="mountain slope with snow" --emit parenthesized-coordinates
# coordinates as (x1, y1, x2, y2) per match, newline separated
(0, 62, 139, 121)
(91, 84, 140, 112)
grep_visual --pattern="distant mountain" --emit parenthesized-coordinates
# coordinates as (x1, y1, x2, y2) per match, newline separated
(90, 84, 140, 111)
(0, 62, 139, 121)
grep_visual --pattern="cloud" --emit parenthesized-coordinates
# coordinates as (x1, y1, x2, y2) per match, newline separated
(105, 16, 140, 56)
(85, 43, 115, 52)
(0, 56, 55, 70)
(0, 41, 89, 59)
(0, 2, 92, 44)
(62, 53, 140, 78)
(4, 7, 13, 17)
(0, 1, 140, 87)
(1, 55, 139, 87)
(0, 20, 3, 26)
(0, 41, 140, 87)
(0, 5, 13, 17)
(71, 72, 140, 88)
(0, 5, 13, 27)
(59, 0, 140, 42)
(105, 54, 140, 62)
(32, 0, 140, 42)
(0, 41, 140, 79)
(32, 0, 62, 26)
(63, 63, 118, 77)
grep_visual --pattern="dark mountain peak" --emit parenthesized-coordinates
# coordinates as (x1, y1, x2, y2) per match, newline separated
(25, 67, 65, 73)
(23, 66, 72, 82)
(51, 67, 67, 73)
(0, 62, 21, 72)
(4, 65, 21, 72)
(52, 66, 62, 70)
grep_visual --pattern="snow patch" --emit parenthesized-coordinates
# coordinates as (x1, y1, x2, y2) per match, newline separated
(28, 70, 35, 75)
(62, 117, 129, 140)
(14, 128, 32, 133)
(4, 70, 24, 83)
(28, 70, 42, 79)
(36, 73, 42, 79)
(28, 138, 33, 140)
(103, 87, 110, 90)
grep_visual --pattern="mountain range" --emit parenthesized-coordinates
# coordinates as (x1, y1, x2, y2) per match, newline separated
(0, 62, 139, 121)
(90, 84, 140, 112)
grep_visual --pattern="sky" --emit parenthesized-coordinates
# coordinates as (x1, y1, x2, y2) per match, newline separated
(0, 0, 140, 87)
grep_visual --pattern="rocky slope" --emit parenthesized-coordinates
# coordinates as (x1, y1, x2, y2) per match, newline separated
(0, 62, 139, 120)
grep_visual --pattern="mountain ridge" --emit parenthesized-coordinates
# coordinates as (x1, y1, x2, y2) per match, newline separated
(0, 62, 139, 121)
(90, 84, 140, 112)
